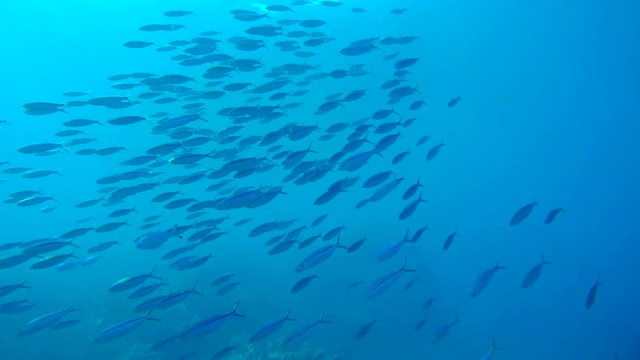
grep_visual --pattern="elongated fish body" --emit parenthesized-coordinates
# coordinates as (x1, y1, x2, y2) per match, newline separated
(94, 311, 160, 342)
(481, 339, 497, 360)
(585, 280, 602, 309)
(30, 252, 77, 269)
(370, 178, 404, 202)
(296, 238, 347, 272)
(347, 237, 365, 253)
(0, 254, 33, 269)
(521, 254, 551, 288)
(0, 281, 30, 298)
(157, 284, 202, 309)
(339, 149, 380, 172)
(376, 230, 412, 262)
(355, 314, 379, 340)
(402, 177, 423, 200)
(398, 192, 427, 220)
(109, 269, 161, 292)
(19, 304, 78, 336)
(250, 307, 294, 342)
(470, 264, 506, 297)
(509, 201, 538, 226)
(447, 96, 462, 108)
(133, 294, 170, 313)
(88, 241, 119, 253)
(291, 275, 320, 293)
(544, 208, 564, 224)
(180, 300, 243, 339)
(443, 232, 458, 251)
(211, 274, 236, 287)
(432, 315, 459, 343)
(128, 281, 168, 299)
(414, 319, 427, 332)
(215, 281, 241, 297)
(363, 171, 394, 188)
(282, 310, 330, 348)
(366, 259, 415, 299)
(0, 299, 35, 314)
(50, 319, 82, 330)
(135, 227, 179, 249)
(426, 142, 445, 161)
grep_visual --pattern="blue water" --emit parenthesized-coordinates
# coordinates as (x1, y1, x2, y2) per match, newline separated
(1, 0, 639, 359)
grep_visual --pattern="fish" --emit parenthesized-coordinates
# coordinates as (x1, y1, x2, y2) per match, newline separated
(179, 300, 244, 339)
(250, 307, 294, 342)
(355, 314, 380, 340)
(296, 237, 348, 272)
(443, 231, 458, 251)
(291, 274, 321, 293)
(448, 96, 462, 107)
(509, 201, 539, 226)
(282, 310, 330, 348)
(19, 304, 78, 336)
(544, 208, 564, 224)
(30, 251, 78, 269)
(109, 268, 161, 292)
(402, 177, 424, 199)
(480, 336, 499, 360)
(426, 141, 445, 161)
(211, 274, 237, 287)
(94, 310, 161, 342)
(585, 279, 602, 309)
(366, 258, 415, 299)
(414, 318, 427, 332)
(432, 313, 459, 343)
(398, 192, 428, 220)
(0, 281, 30, 298)
(521, 254, 551, 288)
(470, 263, 506, 298)
(376, 230, 416, 262)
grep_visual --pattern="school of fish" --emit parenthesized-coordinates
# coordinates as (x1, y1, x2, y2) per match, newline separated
(0, 1, 602, 359)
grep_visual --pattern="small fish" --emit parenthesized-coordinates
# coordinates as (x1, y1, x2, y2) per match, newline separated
(211, 274, 237, 287)
(585, 279, 602, 309)
(216, 281, 241, 297)
(509, 201, 538, 226)
(398, 192, 428, 220)
(0, 281, 30, 298)
(442, 231, 458, 251)
(109, 268, 161, 292)
(366, 258, 415, 299)
(355, 314, 380, 340)
(521, 253, 551, 288)
(282, 310, 330, 348)
(544, 208, 564, 224)
(426, 141, 445, 161)
(470, 263, 506, 298)
(249, 307, 294, 342)
(422, 297, 435, 310)
(19, 304, 78, 336)
(291, 274, 320, 293)
(94, 310, 161, 342)
(481, 336, 499, 360)
(211, 344, 238, 360)
(179, 300, 244, 339)
(432, 313, 459, 343)
(448, 96, 462, 108)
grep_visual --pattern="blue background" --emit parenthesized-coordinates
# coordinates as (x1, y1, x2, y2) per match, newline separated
(0, 0, 639, 359)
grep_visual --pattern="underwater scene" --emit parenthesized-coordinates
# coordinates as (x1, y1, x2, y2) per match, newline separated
(1, 0, 639, 359)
